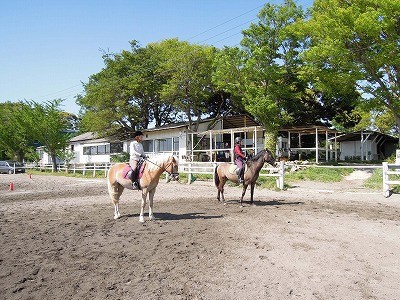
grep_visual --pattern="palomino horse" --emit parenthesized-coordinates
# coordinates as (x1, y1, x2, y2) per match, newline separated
(107, 155, 179, 222)
(214, 149, 275, 206)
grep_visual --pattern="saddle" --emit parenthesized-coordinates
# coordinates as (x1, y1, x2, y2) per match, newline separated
(122, 160, 146, 189)
(228, 163, 248, 175)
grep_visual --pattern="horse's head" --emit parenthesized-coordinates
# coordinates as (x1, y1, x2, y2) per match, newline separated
(263, 148, 276, 166)
(164, 155, 179, 182)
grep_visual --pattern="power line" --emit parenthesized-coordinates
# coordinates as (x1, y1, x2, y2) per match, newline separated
(33, 4, 267, 110)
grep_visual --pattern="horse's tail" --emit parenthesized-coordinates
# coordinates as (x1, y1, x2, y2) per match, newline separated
(214, 165, 220, 187)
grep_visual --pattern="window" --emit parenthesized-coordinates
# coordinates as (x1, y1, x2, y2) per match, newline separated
(142, 140, 154, 152)
(158, 138, 172, 151)
(173, 137, 179, 152)
(97, 145, 106, 155)
(110, 143, 123, 154)
(83, 146, 91, 155)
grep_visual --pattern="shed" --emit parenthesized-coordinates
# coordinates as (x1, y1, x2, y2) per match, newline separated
(336, 131, 398, 161)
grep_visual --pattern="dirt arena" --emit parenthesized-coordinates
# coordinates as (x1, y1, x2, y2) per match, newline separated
(1, 172, 400, 300)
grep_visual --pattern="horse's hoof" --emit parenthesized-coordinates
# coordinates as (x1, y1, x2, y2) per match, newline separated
(149, 216, 156, 221)
(114, 215, 120, 220)
(139, 216, 145, 223)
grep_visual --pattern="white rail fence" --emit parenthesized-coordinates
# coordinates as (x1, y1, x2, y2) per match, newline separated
(26, 163, 112, 177)
(25, 162, 285, 189)
(382, 162, 400, 198)
(180, 161, 285, 190)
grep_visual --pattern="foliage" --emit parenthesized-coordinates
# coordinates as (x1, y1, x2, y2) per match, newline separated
(300, 0, 400, 139)
(110, 151, 130, 163)
(0, 102, 34, 161)
(16, 99, 72, 172)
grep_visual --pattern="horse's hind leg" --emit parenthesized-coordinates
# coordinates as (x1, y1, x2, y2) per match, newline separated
(108, 181, 123, 219)
(218, 178, 227, 203)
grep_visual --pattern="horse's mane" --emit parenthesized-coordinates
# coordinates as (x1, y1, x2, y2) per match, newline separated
(248, 149, 267, 162)
(147, 154, 178, 171)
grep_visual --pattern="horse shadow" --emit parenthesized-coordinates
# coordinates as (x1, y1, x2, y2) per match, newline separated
(123, 212, 223, 221)
(223, 199, 304, 206)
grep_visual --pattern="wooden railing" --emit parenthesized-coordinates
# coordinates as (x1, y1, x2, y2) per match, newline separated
(179, 161, 285, 189)
(382, 162, 400, 197)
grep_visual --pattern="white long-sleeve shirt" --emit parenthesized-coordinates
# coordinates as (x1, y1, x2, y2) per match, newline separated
(130, 140, 145, 161)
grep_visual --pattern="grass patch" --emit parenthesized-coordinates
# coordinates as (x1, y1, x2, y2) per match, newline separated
(285, 167, 354, 183)
(365, 168, 400, 192)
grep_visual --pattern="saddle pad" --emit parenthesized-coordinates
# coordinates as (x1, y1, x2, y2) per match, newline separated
(137, 163, 146, 179)
(122, 164, 132, 179)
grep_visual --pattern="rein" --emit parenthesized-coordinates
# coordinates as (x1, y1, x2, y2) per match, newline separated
(145, 157, 179, 176)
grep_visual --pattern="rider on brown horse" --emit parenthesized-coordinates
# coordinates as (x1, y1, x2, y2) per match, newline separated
(234, 137, 246, 183)
(129, 130, 147, 189)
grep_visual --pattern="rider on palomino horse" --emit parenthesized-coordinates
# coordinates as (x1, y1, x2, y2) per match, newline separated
(234, 137, 246, 184)
(129, 130, 147, 189)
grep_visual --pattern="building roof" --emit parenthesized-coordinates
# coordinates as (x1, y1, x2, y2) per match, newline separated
(280, 125, 338, 135)
(69, 132, 114, 143)
(336, 131, 398, 142)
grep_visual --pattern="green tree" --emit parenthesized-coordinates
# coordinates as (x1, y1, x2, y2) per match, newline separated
(0, 102, 33, 161)
(157, 39, 218, 131)
(301, 0, 400, 141)
(214, 1, 308, 149)
(17, 99, 72, 172)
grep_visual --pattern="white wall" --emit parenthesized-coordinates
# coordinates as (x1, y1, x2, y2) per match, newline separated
(340, 140, 377, 160)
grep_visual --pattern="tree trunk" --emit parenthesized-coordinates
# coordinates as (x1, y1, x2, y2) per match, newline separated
(264, 130, 278, 156)
(51, 152, 58, 172)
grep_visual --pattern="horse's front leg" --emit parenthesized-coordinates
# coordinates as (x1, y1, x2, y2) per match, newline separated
(240, 185, 248, 206)
(139, 190, 148, 223)
(114, 203, 120, 220)
(250, 183, 255, 205)
(148, 188, 156, 221)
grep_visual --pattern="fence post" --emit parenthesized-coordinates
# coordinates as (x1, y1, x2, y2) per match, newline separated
(93, 163, 96, 177)
(187, 163, 192, 184)
(382, 162, 390, 197)
(277, 161, 285, 190)
(212, 163, 217, 184)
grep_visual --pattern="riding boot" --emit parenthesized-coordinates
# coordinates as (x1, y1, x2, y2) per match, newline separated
(132, 181, 139, 190)
(238, 168, 244, 183)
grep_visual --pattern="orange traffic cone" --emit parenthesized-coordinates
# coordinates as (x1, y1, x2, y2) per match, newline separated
(9, 182, 14, 191)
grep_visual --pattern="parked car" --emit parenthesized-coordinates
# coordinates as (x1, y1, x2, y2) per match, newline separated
(0, 160, 25, 174)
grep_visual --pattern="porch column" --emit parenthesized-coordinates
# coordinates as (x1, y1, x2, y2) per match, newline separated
(315, 127, 319, 164)
(298, 133, 302, 160)
(254, 127, 258, 154)
(361, 131, 364, 161)
(231, 129, 234, 162)
(335, 132, 338, 161)
(209, 130, 213, 162)
(325, 130, 328, 162)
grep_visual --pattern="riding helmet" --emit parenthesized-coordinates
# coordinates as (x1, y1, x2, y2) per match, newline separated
(133, 130, 144, 138)
(235, 137, 242, 144)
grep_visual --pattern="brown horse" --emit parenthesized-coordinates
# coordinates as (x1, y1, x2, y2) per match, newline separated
(107, 155, 179, 222)
(214, 149, 275, 206)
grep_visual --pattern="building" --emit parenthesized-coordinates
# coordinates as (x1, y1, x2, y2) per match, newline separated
(336, 131, 398, 161)
(67, 115, 263, 164)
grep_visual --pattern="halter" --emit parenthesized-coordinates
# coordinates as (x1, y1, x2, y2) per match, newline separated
(145, 157, 179, 176)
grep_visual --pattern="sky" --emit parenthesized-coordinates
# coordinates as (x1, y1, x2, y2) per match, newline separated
(1, 0, 313, 115)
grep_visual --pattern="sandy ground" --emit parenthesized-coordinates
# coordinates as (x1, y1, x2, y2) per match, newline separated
(1, 171, 400, 300)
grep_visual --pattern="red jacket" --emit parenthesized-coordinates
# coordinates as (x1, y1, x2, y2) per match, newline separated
(234, 144, 246, 159)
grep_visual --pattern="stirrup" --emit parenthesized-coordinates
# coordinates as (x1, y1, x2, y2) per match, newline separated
(132, 182, 139, 190)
